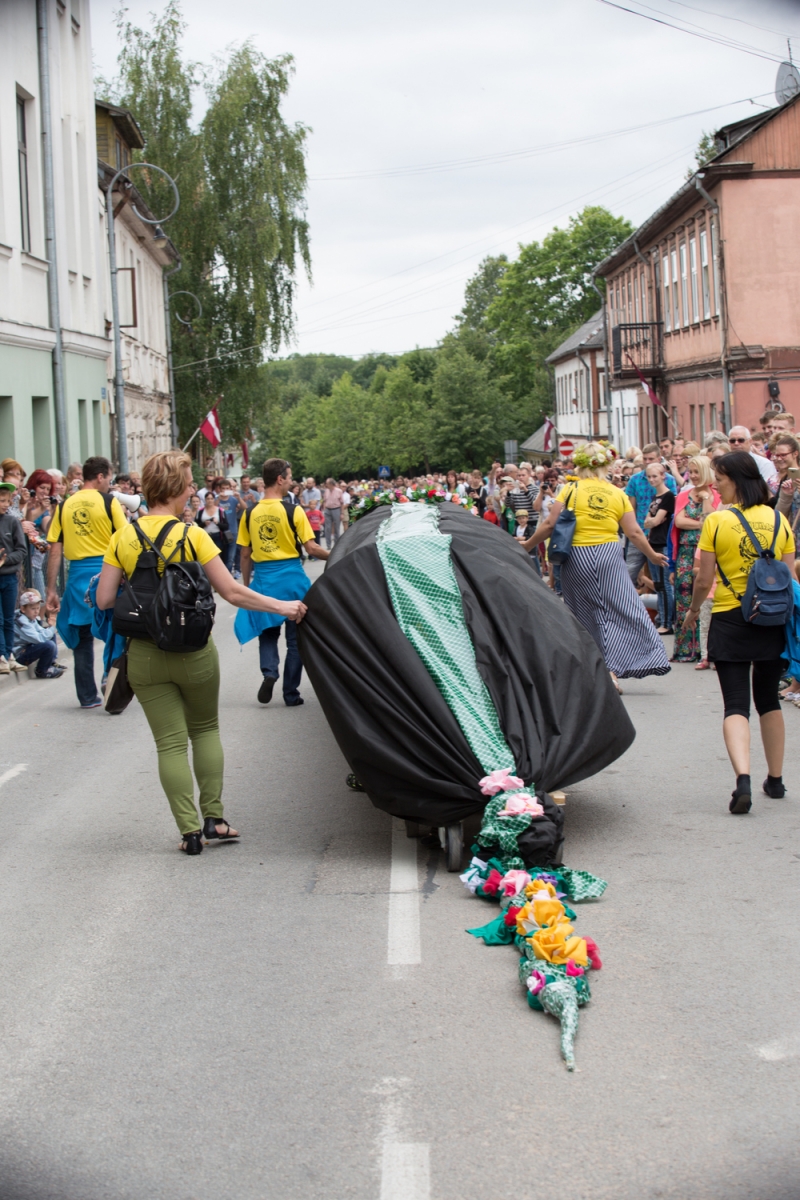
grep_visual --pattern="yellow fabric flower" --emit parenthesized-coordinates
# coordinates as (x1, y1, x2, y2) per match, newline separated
(530, 923, 588, 966)
(515, 897, 567, 937)
(524, 880, 559, 900)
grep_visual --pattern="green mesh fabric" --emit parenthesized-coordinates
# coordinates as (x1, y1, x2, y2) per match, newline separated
(376, 504, 515, 774)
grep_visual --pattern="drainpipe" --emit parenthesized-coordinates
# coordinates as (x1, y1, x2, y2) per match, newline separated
(36, 0, 68, 472)
(590, 277, 612, 440)
(695, 175, 730, 429)
(163, 255, 182, 447)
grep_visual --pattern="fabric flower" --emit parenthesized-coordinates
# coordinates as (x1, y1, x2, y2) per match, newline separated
(524, 880, 558, 900)
(459, 857, 488, 894)
(526, 969, 547, 996)
(584, 936, 603, 970)
(566, 960, 585, 977)
(516, 897, 567, 937)
(498, 794, 544, 819)
(530, 923, 588, 967)
(500, 869, 531, 897)
(479, 767, 525, 796)
(503, 905, 522, 927)
(476, 869, 504, 897)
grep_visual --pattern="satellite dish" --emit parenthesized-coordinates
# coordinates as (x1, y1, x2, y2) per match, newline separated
(776, 61, 800, 105)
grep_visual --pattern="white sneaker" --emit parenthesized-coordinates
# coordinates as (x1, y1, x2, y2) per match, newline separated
(0, 656, 9, 675)
(8, 656, 26, 672)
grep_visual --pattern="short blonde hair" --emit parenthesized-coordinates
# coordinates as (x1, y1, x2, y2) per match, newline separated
(688, 454, 714, 486)
(141, 450, 192, 507)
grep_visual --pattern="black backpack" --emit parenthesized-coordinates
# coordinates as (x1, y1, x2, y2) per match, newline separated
(715, 507, 794, 626)
(112, 519, 216, 652)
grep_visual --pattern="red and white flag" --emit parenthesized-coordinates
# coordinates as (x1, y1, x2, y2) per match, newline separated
(200, 406, 221, 447)
(626, 355, 663, 409)
(241, 439, 249, 469)
(542, 416, 555, 452)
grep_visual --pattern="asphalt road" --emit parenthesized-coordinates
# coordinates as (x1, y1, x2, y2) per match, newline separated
(1, 561, 798, 1200)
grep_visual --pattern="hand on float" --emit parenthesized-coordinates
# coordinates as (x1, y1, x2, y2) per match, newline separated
(280, 600, 308, 623)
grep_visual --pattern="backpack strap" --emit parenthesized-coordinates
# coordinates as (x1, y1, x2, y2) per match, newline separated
(129, 518, 184, 568)
(282, 497, 306, 557)
(730, 506, 777, 560)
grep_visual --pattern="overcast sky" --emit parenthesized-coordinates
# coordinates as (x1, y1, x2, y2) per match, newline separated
(90, 0, 800, 359)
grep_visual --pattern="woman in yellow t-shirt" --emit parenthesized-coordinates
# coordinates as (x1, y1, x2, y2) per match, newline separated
(96, 451, 307, 856)
(523, 442, 670, 689)
(684, 451, 795, 814)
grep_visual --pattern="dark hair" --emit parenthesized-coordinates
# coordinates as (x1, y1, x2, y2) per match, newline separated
(115, 473, 132, 485)
(262, 457, 291, 488)
(774, 434, 800, 456)
(714, 451, 770, 508)
(83, 456, 112, 482)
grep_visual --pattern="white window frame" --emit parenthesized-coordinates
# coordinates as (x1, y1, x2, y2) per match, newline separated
(662, 253, 671, 332)
(689, 236, 699, 323)
(710, 219, 720, 316)
(670, 247, 679, 330)
(699, 229, 711, 319)
(679, 242, 689, 328)
(640, 269, 647, 321)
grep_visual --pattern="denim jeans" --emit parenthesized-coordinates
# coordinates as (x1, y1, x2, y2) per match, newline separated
(71, 622, 100, 706)
(0, 574, 17, 659)
(258, 620, 302, 703)
(222, 538, 236, 573)
(16, 639, 57, 676)
(324, 507, 341, 548)
(650, 558, 675, 629)
(624, 539, 646, 584)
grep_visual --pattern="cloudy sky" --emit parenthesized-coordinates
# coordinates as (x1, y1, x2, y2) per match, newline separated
(90, 0, 800, 359)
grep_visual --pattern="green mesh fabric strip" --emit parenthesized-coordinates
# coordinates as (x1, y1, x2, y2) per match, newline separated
(376, 504, 516, 775)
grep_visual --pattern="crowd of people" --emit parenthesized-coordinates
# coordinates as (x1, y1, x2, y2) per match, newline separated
(1, 402, 798, 837)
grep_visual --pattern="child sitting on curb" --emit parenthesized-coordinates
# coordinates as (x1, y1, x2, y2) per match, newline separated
(13, 589, 66, 679)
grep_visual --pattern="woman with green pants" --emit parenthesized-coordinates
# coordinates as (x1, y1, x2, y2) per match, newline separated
(96, 451, 307, 856)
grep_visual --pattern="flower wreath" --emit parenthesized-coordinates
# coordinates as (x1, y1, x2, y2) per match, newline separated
(571, 440, 619, 471)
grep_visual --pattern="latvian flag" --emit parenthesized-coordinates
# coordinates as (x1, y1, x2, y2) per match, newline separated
(200, 406, 222, 448)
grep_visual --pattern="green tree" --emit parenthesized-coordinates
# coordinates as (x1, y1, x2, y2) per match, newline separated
(102, 2, 311, 446)
(302, 374, 372, 477)
(430, 340, 510, 470)
(381, 363, 436, 474)
(455, 254, 508, 333)
(686, 130, 717, 178)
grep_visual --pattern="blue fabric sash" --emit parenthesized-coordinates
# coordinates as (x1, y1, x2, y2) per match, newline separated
(234, 558, 310, 645)
(56, 556, 105, 648)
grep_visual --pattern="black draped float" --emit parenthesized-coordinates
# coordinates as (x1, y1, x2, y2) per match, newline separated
(297, 504, 635, 825)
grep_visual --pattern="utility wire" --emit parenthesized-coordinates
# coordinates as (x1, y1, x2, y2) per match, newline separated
(665, 0, 800, 42)
(596, 0, 785, 62)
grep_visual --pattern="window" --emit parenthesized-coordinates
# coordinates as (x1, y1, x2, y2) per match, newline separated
(115, 137, 129, 171)
(615, 284, 621, 324)
(699, 405, 706, 441)
(78, 398, 89, 461)
(17, 96, 31, 252)
(690, 405, 696, 442)
(634, 274, 640, 323)
(710, 220, 720, 316)
(699, 229, 711, 319)
(710, 403, 717, 430)
(671, 406, 678, 435)
(689, 236, 699, 323)
(640, 270, 647, 321)
(662, 254, 671, 332)
(670, 247, 679, 330)
(627, 278, 633, 322)
(679, 243, 689, 328)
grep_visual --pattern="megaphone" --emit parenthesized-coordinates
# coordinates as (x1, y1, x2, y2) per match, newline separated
(113, 491, 142, 514)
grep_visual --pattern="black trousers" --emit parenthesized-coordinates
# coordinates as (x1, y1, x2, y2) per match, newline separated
(714, 658, 785, 720)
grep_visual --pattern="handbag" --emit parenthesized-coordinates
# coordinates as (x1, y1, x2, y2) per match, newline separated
(547, 487, 577, 565)
(104, 644, 135, 715)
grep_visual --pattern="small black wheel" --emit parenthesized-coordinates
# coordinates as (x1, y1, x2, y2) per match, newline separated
(405, 820, 423, 838)
(444, 822, 463, 872)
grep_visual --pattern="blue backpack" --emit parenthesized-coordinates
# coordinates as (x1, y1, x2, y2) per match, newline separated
(715, 507, 794, 626)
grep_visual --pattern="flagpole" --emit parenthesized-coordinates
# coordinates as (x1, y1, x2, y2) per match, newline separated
(182, 427, 202, 453)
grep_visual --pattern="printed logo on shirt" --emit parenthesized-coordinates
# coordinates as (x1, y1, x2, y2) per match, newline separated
(257, 515, 282, 555)
(738, 523, 773, 571)
(71, 506, 94, 536)
(586, 488, 610, 520)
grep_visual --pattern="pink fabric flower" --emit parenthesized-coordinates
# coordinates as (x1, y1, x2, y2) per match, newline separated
(500, 869, 531, 897)
(503, 905, 522, 927)
(497, 794, 544, 819)
(526, 969, 547, 996)
(479, 869, 504, 896)
(584, 937, 603, 970)
(479, 767, 525, 796)
(566, 960, 585, 977)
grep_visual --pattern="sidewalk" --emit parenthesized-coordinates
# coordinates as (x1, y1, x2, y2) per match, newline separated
(0, 642, 75, 689)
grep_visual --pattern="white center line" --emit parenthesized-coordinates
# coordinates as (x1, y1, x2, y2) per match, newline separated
(380, 1142, 430, 1200)
(387, 818, 421, 966)
(0, 764, 27, 790)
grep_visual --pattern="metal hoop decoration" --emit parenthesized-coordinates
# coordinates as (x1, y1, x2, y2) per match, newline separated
(108, 161, 180, 225)
(169, 290, 203, 327)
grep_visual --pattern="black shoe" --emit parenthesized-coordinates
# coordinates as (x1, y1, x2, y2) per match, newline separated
(346, 773, 365, 792)
(258, 676, 277, 705)
(203, 817, 240, 841)
(180, 831, 203, 855)
(285, 696, 304, 707)
(729, 775, 752, 815)
(763, 776, 786, 799)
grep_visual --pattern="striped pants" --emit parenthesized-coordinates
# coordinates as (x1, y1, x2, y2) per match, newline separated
(560, 540, 671, 679)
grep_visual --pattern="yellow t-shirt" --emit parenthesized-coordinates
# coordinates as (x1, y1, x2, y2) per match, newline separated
(104, 516, 220, 577)
(237, 499, 315, 562)
(699, 505, 795, 613)
(565, 479, 633, 546)
(47, 489, 127, 559)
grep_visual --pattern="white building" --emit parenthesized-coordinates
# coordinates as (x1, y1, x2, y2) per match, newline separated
(0, 0, 110, 470)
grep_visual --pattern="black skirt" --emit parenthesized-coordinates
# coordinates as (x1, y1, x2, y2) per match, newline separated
(707, 607, 787, 663)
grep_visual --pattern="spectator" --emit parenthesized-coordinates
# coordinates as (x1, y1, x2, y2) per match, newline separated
(466, 470, 487, 516)
(643, 463, 676, 634)
(1, 459, 27, 519)
(197, 471, 216, 504)
(301, 476, 321, 509)
(670, 456, 720, 663)
(322, 477, 345, 548)
(684, 451, 795, 814)
(306, 504, 324, 544)
(47, 469, 67, 499)
(13, 588, 64, 678)
(522, 441, 669, 691)
(237, 475, 260, 514)
(659, 436, 674, 460)
(727, 426, 778, 491)
(773, 434, 800, 530)
(65, 462, 83, 493)
(624, 443, 678, 582)
(0, 482, 27, 673)
(771, 411, 795, 438)
(196, 491, 230, 554)
(24, 469, 55, 596)
(215, 479, 240, 571)
(341, 484, 352, 529)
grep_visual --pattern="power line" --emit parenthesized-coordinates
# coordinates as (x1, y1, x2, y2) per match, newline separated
(665, 0, 800, 42)
(596, 0, 785, 62)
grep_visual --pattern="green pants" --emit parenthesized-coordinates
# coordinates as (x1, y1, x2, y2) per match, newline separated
(127, 638, 225, 836)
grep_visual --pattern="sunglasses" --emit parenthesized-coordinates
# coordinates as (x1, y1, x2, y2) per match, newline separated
(728, 437, 748, 444)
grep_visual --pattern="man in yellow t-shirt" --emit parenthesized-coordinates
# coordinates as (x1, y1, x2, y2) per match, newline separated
(46, 456, 127, 708)
(234, 458, 329, 706)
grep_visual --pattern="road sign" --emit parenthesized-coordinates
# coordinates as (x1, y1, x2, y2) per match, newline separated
(558, 438, 575, 457)
(378, 465, 392, 479)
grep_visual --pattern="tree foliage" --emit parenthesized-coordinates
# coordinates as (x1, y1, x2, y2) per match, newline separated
(99, 1, 310, 444)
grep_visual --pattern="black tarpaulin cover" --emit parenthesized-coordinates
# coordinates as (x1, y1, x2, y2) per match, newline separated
(297, 505, 635, 824)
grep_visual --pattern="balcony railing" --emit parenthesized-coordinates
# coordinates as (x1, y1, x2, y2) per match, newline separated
(611, 322, 663, 376)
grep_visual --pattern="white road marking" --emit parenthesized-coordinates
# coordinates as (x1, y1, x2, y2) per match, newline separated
(387, 818, 421, 966)
(752, 1036, 800, 1062)
(0, 764, 27, 790)
(380, 1143, 430, 1200)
